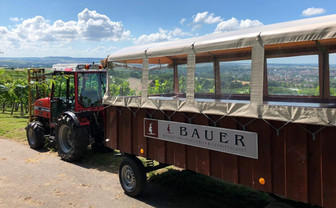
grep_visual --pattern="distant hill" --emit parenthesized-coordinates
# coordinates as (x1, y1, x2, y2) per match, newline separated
(0, 57, 103, 69)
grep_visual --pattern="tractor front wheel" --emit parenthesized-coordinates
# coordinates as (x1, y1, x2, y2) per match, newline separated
(55, 115, 89, 162)
(26, 121, 45, 149)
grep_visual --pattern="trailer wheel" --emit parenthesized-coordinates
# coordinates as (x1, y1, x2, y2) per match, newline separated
(119, 156, 146, 196)
(56, 115, 88, 162)
(26, 121, 45, 149)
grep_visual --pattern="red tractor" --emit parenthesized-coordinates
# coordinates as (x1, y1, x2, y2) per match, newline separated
(26, 63, 107, 161)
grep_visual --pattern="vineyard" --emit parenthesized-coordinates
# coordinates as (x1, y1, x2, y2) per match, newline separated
(0, 69, 30, 117)
(1, 61, 334, 119)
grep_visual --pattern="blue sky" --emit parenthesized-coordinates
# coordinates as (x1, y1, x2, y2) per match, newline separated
(0, 0, 335, 57)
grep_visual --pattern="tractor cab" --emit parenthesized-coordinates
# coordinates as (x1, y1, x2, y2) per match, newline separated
(27, 63, 107, 161)
(50, 63, 106, 125)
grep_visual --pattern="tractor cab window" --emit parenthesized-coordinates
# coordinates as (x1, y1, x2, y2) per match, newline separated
(53, 74, 75, 106)
(51, 73, 75, 123)
(78, 72, 106, 108)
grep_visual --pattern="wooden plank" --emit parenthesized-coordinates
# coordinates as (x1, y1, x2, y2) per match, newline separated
(285, 123, 308, 203)
(307, 125, 322, 206)
(319, 49, 330, 99)
(151, 110, 166, 163)
(209, 116, 239, 183)
(213, 58, 221, 95)
(105, 108, 118, 149)
(165, 140, 174, 165)
(186, 113, 198, 172)
(136, 109, 147, 158)
(186, 146, 197, 172)
(246, 119, 272, 193)
(321, 127, 336, 208)
(167, 112, 186, 168)
(172, 113, 186, 168)
(173, 64, 179, 93)
(209, 150, 222, 179)
(236, 117, 253, 187)
(118, 108, 132, 153)
(192, 114, 210, 176)
(130, 108, 138, 155)
(270, 120, 286, 197)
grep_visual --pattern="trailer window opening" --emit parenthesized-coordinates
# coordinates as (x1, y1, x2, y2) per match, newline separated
(329, 53, 336, 96)
(108, 65, 142, 97)
(148, 66, 174, 96)
(220, 60, 251, 97)
(194, 62, 215, 99)
(266, 55, 319, 97)
(178, 64, 187, 95)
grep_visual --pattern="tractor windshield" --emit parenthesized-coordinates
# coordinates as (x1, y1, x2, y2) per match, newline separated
(78, 72, 106, 108)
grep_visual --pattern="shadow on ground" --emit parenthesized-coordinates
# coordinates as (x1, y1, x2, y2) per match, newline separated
(51, 148, 320, 208)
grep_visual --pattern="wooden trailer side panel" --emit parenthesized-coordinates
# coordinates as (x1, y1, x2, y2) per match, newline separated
(246, 119, 273, 193)
(105, 107, 336, 208)
(168, 112, 186, 169)
(270, 121, 286, 197)
(307, 126, 322, 206)
(284, 124, 308, 203)
(321, 127, 336, 207)
(211, 116, 238, 183)
(105, 108, 118, 149)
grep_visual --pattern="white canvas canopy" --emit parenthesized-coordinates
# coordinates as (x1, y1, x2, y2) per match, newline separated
(104, 14, 336, 126)
(107, 14, 336, 63)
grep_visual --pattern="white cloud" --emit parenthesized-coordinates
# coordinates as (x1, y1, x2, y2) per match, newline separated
(192, 24, 202, 31)
(180, 18, 186, 25)
(192, 11, 222, 24)
(134, 27, 192, 44)
(81, 45, 118, 57)
(0, 26, 9, 34)
(215, 17, 263, 32)
(77, 8, 130, 41)
(1, 9, 130, 44)
(0, 8, 131, 56)
(9, 17, 23, 22)
(302, 7, 326, 16)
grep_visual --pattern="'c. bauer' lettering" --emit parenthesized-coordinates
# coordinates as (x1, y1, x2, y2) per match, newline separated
(205, 130, 213, 141)
(192, 129, 200, 139)
(180, 126, 187, 136)
(235, 134, 245, 147)
(219, 132, 228, 143)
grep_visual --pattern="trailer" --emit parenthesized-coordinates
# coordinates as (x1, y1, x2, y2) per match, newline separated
(101, 14, 336, 207)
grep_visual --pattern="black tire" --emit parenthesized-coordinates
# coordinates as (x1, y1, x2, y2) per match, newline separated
(55, 115, 89, 162)
(26, 121, 45, 149)
(119, 156, 146, 196)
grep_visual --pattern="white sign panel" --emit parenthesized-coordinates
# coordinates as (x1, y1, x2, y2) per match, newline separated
(144, 118, 258, 159)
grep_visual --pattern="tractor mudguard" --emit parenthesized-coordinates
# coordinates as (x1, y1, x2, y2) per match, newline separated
(61, 111, 81, 126)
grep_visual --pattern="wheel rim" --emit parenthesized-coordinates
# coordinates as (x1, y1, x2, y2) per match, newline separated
(121, 165, 136, 192)
(28, 128, 36, 145)
(59, 125, 72, 153)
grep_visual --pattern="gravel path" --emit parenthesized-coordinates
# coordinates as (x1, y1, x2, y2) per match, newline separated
(0, 138, 185, 208)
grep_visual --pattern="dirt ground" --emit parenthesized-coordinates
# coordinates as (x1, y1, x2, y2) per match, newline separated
(0, 137, 282, 208)
(0, 138, 203, 208)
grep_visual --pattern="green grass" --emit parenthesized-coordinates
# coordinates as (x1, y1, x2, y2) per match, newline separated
(0, 111, 28, 142)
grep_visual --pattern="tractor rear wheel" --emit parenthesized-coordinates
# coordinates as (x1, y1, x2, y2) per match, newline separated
(55, 115, 89, 162)
(26, 121, 45, 149)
